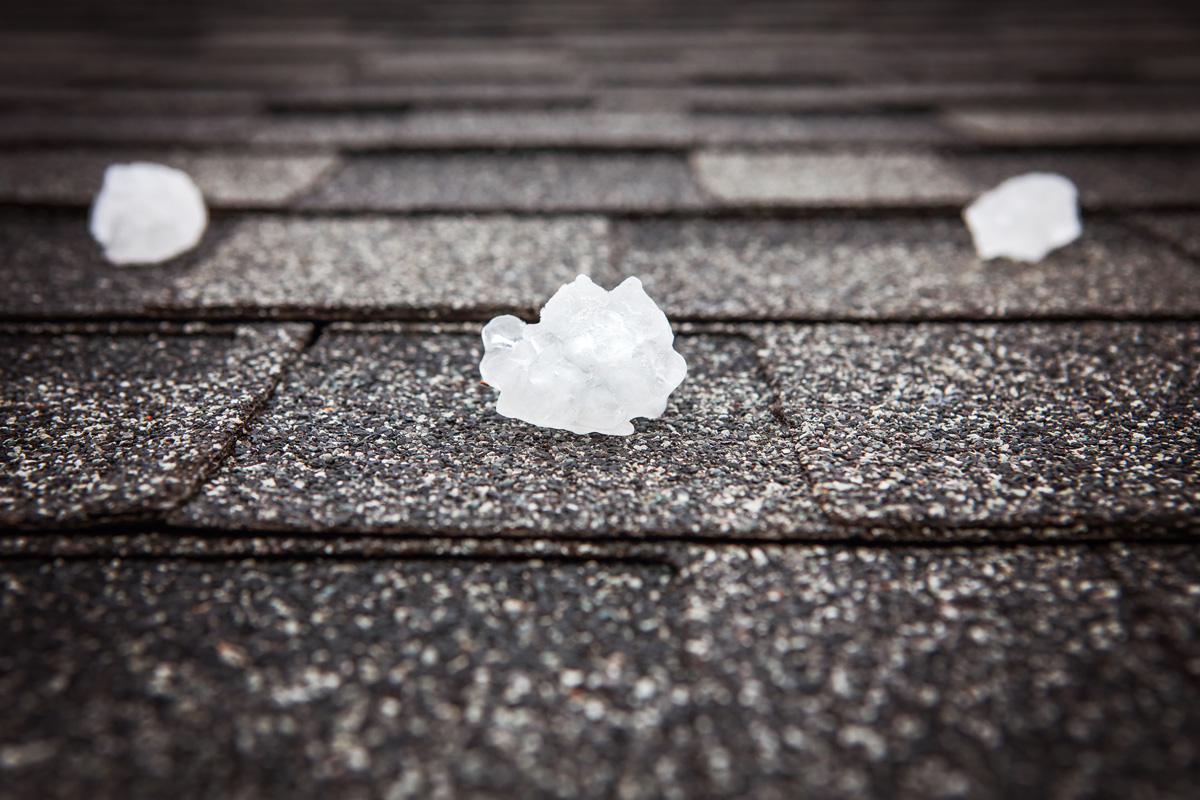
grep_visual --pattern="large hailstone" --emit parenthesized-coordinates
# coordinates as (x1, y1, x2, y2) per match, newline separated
(963, 172, 1082, 262)
(89, 162, 208, 265)
(480, 275, 688, 436)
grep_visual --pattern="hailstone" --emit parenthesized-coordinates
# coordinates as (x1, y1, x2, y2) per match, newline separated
(963, 172, 1082, 262)
(89, 162, 208, 265)
(480, 275, 687, 436)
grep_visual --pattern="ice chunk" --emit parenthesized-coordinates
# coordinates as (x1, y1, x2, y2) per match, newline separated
(963, 172, 1081, 262)
(89, 162, 208, 265)
(480, 275, 687, 436)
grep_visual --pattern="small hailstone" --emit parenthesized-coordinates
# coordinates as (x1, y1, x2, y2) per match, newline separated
(963, 172, 1082, 262)
(89, 162, 208, 265)
(480, 275, 687, 436)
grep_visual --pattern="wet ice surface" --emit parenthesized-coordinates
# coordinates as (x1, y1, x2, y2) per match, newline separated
(963, 172, 1081, 262)
(89, 162, 208, 265)
(480, 275, 687, 436)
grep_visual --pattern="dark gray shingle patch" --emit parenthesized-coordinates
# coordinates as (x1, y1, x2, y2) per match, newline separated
(177, 331, 826, 537)
(297, 153, 706, 212)
(3, 544, 1199, 798)
(1129, 212, 1200, 259)
(761, 322, 1200, 528)
(0, 322, 311, 528)
(0, 113, 258, 146)
(0, 151, 338, 208)
(268, 84, 593, 111)
(677, 543, 1200, 799)
(0, 558, 683, 799)
(0, 213, 182, 318)
(0, 88, 263, 114)
(170, 215, 614, 318)
(615, 219, 1200, 320)
(942, 109, 1200, 146)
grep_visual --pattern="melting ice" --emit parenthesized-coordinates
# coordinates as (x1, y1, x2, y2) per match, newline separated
(89, 162, 208, 265)
(480, 275, 687, 436)
(963, 172, 1082, 262)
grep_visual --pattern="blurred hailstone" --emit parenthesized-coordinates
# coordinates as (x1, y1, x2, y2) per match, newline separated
(89, 162, 208, 265)
(480, 275, 687, 436)
(963, 172, 1081, 262)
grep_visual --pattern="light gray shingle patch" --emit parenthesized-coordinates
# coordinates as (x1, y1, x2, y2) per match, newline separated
(761, 322, 1200, 528)
(616, 219, 1200, 321)
(0, 151, 339, 208)
(298, 153, 706, 212)
(0, 323, 312, 528)
(942, 109, 1200, 146)
(268, 111, 945, 149)
(693, 149, 1200, 210)
(677, 543, 1200, 799)
(170, 215, 614, 318)
(691, 150, 974, 208)
(0, 113, 258, 146)
(0, 558, 684, 799)
(1129, 212, 1200, 259)
(177, 332, 827, 537)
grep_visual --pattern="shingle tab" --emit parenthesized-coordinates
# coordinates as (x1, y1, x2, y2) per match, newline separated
(177, 331, 827, 537)
(298, 153, 706, 212)
(0, 323, 312, 528)
(1130, 212, 1200, 258)
(615, 219, 1200, 320)
(0, 151, 339, 208)
(170, 215, 615, 318)
(941, 109, 1200, 146)
(762, 322, 1200, 529)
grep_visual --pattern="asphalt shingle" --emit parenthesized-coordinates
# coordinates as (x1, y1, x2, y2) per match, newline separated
(941, 109, 1200, 146)
(177, 331, 827, 536)
(298, 153, 706, 212)
(0, 151, 339, 208)
(170, 215, 614, 319)
(761, 322, 1200, 530)
(1130, 212, 1200, 259)
(0, 322, 311, 528)
(615, 219, 1200, 321)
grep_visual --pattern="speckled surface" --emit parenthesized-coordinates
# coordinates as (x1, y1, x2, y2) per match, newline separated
(2, 543, 1198, 799)
(0, 151, 339, 208)
(761, 322, 1200, 527)
(170, 215, 615, 318)
(691, 150, 973, 208)
(0, 212, 185, 318)
(0, 323, 311, 528)
(1131, 212, 1200, 259)
(297, 154, 707, 212)
(941, 109, 1200, 146)
(177, 331, 827, 536)
(615, 219, 1200, 321)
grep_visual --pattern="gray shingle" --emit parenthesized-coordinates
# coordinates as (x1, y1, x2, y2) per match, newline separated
(691, 150, 974, 208)
(615, 219, 1200, 320)
(0, 212, 187, 318)
(3, 543, 1198, 799)
(692, 149, 1200, 209)
(0, 151, 339, 208)
(298, 153, 706, 212)
(761, 322, 1200, 529)
(1129, 212, 1200, 258)
(170, 215, 615, 318)
(0, 323, 312, 528)
(267, 84, 593, 111)
(941, 109, 1200, 146)
(0, 113, 258, 146)
(677, 543, 1200, 799)
(176, 331, 827, 537)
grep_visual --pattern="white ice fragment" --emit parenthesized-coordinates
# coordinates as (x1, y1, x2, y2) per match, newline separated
(89, 162, 208, 265)
(963, 172, 1082, 262)
(480, 275, 688, 436)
